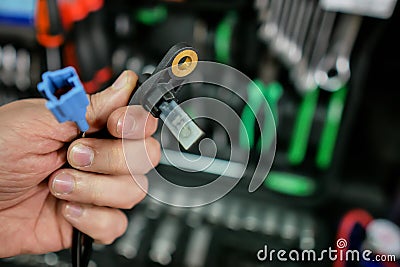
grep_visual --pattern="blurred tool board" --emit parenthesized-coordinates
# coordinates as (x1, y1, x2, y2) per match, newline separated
(1, 0, 400, 266)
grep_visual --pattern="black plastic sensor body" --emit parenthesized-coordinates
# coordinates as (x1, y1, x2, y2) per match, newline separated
(134, 73, 177, 118)
(130, 43, 204, 150)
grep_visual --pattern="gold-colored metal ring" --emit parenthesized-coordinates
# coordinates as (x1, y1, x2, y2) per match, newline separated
(171, 49, 198, 78)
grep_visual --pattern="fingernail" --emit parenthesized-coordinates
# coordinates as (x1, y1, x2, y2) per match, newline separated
(117, 113, 136, 135)
(70, 144, 94, 167)
(65, 204, 83, 218)
(112, 71, 127, 90)
(52, 173, 74, 195)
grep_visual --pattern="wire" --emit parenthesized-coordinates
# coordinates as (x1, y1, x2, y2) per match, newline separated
(72, 228, 93, 267)
(71, 228, 81, 267)
(72, 131, 93, 267)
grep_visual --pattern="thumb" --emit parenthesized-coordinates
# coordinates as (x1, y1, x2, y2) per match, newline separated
(85, 70, 138, 133)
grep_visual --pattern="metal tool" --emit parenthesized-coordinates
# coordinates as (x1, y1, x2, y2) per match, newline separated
(299, 216, 316, 250)
(320, 0, 398, 19)
(242, 204, 262, 232)
(225, 200, 242, 230)
(207, 200, 225, 225)
(315, 14, 362, 91)
(274, 0, 299, 60)
(0, 45, 33, 91)
(254, 0, 270, 21)
(15, 49, 31, 91)
(292, 7, 337, 93)
(262, 207, 279, 236)
(285, 0, 315, 65)
(1, 44, 17, 87)
(149, 216, 181, 265)
(259, 0, 284, 42)
(186, 205, 206, 228)
(115, 212, 147, 259)
(290, 3, 323, 92)
(281, 211, 299, 241)
(183, 226, 212, 267)
(271, 0, 292, 54)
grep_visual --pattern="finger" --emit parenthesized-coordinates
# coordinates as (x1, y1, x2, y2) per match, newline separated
(67, 137, 161, 175)
(49, 169, 148, 209)
(107, 106, 158, 139)
(28, 147, 68, 185)
(0, 99, 79, 145)
(86, 70, 138, 133)
(60, 201, 128, 245)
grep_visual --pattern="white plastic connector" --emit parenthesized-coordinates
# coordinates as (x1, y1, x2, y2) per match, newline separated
(159, 100, 204, 150)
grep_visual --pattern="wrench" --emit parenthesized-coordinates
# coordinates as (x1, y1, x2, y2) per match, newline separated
(1, 44, 17, 87)
(275, 0, 300, 61)
(285, 0, 315, 65)
(255, 0, 270, 21)
(259, 0, 284, 42)
(271, 0, 293, 54)
(315, 14, 362, 91)
(15, 49, 31, 91)
(290, 3, 323, 91)
(292, 8, 337, 93)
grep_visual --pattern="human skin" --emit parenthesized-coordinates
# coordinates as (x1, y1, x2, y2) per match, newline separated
(0, 70, 160, 257)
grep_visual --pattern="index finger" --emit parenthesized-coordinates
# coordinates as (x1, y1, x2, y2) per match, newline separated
(107, 105, 158, 139)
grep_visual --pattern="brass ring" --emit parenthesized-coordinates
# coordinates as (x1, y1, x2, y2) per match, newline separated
(171, 49, 198, 78)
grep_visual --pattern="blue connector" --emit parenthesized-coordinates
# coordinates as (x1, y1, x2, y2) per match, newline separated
(37, 67, 89, 132)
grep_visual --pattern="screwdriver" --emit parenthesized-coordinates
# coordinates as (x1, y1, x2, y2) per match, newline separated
(36, 0, 64, 70)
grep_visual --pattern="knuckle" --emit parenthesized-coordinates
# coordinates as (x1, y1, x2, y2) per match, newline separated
(89, 177, 103, 205)
(107, 143, 124, 174)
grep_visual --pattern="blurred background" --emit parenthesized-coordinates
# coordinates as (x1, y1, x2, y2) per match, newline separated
(1, 0, 400, 266)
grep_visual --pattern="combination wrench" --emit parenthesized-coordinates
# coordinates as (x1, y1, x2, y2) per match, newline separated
(271, 0, 294, 55)
(315, 14, 363, 91)
(285, 0, 316, 66)
(259, 0, 284, 43)
(291, 7, 337, 93)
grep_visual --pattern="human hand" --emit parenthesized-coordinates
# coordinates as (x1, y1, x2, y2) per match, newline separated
(0, 71, 160, 257)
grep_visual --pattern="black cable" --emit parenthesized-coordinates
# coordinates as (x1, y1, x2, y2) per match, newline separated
(82, 233, 94, 267)
(71, 136, 93, 267)
(72, 228, 93, 267)
(71, 228, 81, 267)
